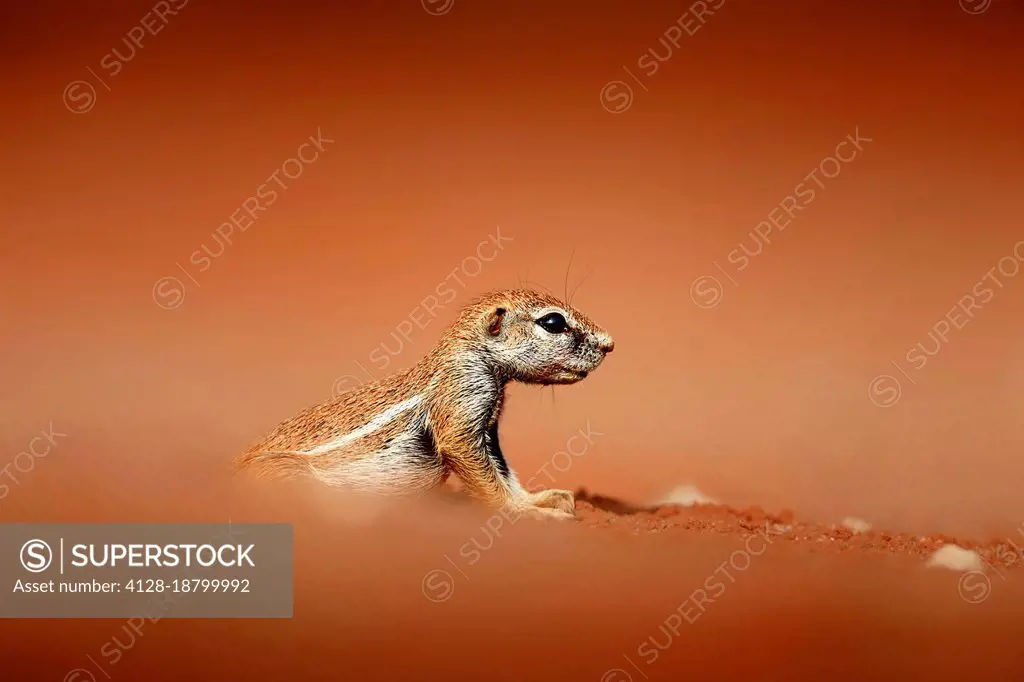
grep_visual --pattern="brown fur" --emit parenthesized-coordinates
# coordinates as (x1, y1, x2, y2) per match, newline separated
(235, 288, 613, 519)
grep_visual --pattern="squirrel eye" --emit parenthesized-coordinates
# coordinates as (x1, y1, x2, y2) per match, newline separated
(536, 312, 568, 334)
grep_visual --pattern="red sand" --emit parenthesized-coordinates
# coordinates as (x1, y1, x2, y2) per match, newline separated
(4, 2, 1024, 679)
(574, 489, 1024, 570)
(2, 443, 1022, 681)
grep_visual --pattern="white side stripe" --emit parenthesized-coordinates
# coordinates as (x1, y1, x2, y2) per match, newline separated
(300, 395, 424, 455)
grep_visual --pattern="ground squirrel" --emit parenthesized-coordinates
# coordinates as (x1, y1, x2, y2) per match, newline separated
(235, 288, 614, 520)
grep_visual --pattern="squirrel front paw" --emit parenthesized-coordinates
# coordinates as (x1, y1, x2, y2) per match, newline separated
(499, 489, 577, 521)
(525, 488, 576, 515)
(518, 505, 577, 521)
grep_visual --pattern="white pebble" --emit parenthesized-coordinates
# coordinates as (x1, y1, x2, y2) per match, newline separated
(658, 485, 716, 507)
(926, 544, 985, 572)
(841, 517, 872, 533)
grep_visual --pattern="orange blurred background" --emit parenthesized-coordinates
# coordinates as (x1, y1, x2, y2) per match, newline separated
(5, 0, 1022, 532)
(2, 1, 1024, 677)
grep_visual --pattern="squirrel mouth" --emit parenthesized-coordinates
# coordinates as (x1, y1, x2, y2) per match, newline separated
(540, 368, 589, 385)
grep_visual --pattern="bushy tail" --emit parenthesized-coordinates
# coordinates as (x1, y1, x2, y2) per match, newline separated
(234, 449, 315, 481)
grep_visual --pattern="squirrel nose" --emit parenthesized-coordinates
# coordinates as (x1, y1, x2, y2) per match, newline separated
(596, 334, 614, 354)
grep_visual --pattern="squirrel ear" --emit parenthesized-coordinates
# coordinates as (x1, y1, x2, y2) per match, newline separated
(486, 307, 506, 336)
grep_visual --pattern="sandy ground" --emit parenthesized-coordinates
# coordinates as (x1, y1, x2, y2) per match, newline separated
(575, 489, 1024, 569)
(2, 434, 1022, 681)
(3, 2, 1024, 679)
